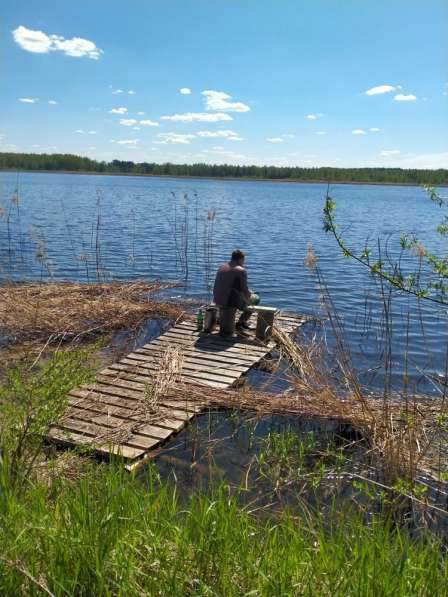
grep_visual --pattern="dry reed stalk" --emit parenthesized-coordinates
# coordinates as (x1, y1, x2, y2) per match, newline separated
(271, 324, 448, 484)
(0, 281, 183, 346)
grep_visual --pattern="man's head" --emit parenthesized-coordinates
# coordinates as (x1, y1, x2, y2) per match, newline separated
(231, 249, 245, 266)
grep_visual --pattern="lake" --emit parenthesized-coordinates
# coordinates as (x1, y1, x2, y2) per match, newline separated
(0, 171, 446, 394)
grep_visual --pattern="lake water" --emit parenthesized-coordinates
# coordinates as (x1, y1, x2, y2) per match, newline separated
(0, 171, 446, 394)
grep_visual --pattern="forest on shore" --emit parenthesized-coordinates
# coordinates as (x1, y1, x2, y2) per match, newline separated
(0, 151, 447, 185)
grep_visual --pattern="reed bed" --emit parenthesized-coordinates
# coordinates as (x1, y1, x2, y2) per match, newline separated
(0, 280, 183, 346)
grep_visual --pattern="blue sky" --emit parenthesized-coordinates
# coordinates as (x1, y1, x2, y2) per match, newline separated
(1, 0, 447, 168)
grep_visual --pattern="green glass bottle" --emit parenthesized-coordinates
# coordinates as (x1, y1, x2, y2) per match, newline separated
(196, 308, 204, 331)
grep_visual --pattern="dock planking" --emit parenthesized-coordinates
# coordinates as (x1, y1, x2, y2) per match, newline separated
(47, 312, 308, 470)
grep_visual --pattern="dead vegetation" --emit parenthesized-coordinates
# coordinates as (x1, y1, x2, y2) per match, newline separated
(0, 280, 184, 347)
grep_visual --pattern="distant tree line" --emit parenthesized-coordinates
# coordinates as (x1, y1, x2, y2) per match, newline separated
(0, 152, 447, 185)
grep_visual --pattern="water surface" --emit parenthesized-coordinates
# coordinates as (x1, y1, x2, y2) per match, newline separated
(0, 171, 445, 393)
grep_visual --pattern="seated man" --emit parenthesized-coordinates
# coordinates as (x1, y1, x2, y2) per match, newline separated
(213, 249, 257, 336)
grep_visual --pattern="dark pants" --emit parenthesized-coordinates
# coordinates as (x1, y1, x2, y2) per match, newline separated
(218, 305, 252, 335)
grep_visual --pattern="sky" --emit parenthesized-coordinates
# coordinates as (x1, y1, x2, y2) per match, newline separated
(1, 0, 447, 169)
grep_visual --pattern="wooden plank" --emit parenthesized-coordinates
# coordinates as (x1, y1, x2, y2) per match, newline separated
(70, 387, 195, 426)
(136, 344, 257, 366)
(99, 367, 231, 390)
(162, 328, 269, 353)
(120, 355, 244, 380)
(47, 427, 143, 459)
(125, 351, 250, 373)
(58, 416, 159, 450)
(65, 404, 174, 441)
(150, 336, 267, 358)
(105, 361, 237, 386)
(69, 382, 203, 416)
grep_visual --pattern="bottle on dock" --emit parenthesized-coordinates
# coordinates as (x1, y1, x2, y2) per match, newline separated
(196, 308, 204, 331)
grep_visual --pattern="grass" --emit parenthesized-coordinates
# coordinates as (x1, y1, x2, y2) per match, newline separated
(0, 461, 447, 597)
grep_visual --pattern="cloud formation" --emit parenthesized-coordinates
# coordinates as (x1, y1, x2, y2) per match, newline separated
(119, 119, 138, 126)
(202, 90, 250, 112)
(140, 119, 159, 127)
(109, 107, 127, 114)
(180, 87, 191, 95)
(12, 25, 103, 59)
(161, 112, 232, 122)
(365, 85, 396, 95)
(48, 100, 58, 105)
(156, 133, 196, 144)
(196, 130, 243, 141)
(394, 93, 417, 101)
(266, 137, 284, 143)
(18, 97, 38, 103)
(352, 129, 366, 135)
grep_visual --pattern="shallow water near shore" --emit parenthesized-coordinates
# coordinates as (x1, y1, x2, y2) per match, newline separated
(0, 171, 447, 394)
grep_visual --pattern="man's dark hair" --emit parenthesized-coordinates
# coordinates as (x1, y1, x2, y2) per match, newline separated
(231, 249, 245, 262)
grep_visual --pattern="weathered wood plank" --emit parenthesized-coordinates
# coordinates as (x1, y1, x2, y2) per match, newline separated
(70, 387, 196, 425)
(104, 361, 237, 386)
(137, 344, 257, 366)
(125, 351, 250, 373)
(65, 403, 174, 440)
(58, 416, 159, 450)
(47, 427, 144, 459)
(119, 355, 243, 380)
(99, 367, 231, 390)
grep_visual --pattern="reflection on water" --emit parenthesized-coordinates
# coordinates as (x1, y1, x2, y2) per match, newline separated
(0, 171, 447, 393)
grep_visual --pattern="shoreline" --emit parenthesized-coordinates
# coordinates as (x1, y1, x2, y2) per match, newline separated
(0, 168, 445, 188)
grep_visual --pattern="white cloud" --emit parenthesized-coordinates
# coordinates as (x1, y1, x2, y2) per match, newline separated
(161, 112, 232, 122)
(202, 90, 250, 112)
(394, 93, 417, 101)
(196, 130, 243, 141)
(12, 26, 103, 59)
(316, 131, 327, 135)
(380, 149, 401, 156)
(137, 111, 145, 116)
(128, 90, 136, 95)
(369, 127, 381, 132)
(119, 118, 138, 126)
(132, 126, 140, 130)
(109, 107, 127, 114)
(281, 133, 295, 138)
(352, 129, 366, 135)
(365, 85, 396, 96)
(48, 99, 58, 105)
(88, 130, 96, 135)
(266, 137, 284, 143)
(112, 89, 124, 94)
(115, 139, 139, 145)
(75, 129, 85, 134)
(140, 119, 159, 127)
(180, 87, 191, 95)
(156, 133, 196, 144)
(306, 114, 318, 120)
(18, 97, 38, 103)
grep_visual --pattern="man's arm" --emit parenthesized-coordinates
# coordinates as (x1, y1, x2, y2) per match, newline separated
(240, 269, 251, 301)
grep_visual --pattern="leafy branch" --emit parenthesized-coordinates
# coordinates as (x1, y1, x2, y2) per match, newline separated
(323, 186, 448, 305)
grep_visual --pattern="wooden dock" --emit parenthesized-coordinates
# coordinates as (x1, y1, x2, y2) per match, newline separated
(48, 312, 307, 470)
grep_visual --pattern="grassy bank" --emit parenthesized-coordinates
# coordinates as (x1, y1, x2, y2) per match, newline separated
(0, 346, 447, 596)
(1, 460, 447, 596)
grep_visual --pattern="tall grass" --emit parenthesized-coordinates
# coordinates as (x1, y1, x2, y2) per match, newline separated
(0, 461, 446, 596)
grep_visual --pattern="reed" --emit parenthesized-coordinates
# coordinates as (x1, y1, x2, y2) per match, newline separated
(0, 280, 183, 347)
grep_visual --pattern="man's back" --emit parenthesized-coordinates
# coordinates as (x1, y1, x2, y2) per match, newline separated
(213, 261, 250, 308)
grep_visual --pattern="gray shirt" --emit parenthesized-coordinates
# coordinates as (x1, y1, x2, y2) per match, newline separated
(213, 260, 251, 308)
